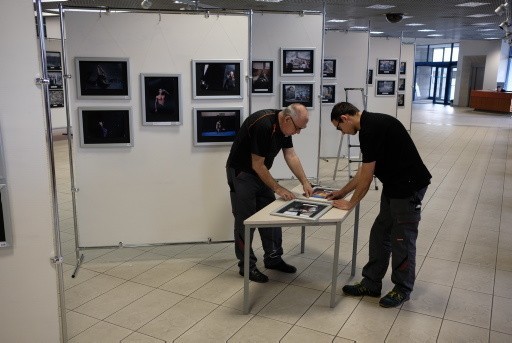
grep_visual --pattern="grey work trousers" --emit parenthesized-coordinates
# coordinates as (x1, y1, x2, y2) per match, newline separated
(226, 167, 284, 270)
(361, 186, 427, 296)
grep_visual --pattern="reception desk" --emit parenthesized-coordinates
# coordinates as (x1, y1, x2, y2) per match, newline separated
(469, 90, 512, 113)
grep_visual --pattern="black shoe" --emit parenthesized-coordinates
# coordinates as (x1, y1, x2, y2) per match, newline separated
(264, 261, 297, 273)
(379, 290, 409, 308)
(342, 282, 381, 297)
(239, 268, 269, 283)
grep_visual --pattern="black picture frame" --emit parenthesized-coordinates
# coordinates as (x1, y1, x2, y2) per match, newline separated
(46, 51, 62, 70)
(78, 107, 133, 148)
(400, 61, 406, 74)
(270, 199, 332, 221)
(281, 48, 315, 76)
(377, 59, 397, 75)
(398, 78, 406, 91)
(192, 60, 243, 99)
(75, 57, 130, 99)
(376, 80, 396, 96)
(367, 69, 374, 85)
(251, 60, 274, 95)
(281, 82, 314, 109)
(397, 93, 405, 107)
(48, 71, 63, 89)
(50, 90, 64, 108)
(323, 59, 337, 78)
(141, 74, 182, 126)
(322, 84, 336, 104)
(193, 108, 242, 146)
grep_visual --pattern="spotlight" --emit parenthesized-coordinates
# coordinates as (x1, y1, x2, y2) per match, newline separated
(495, 3, 509, 16)
(499, 20, 511, 33)
(141, 0, 152, 9)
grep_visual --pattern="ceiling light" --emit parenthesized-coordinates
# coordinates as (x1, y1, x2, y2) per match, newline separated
(472, 22, 493, 26)
(327, 19, 348, 23)
(406, 23, 425, 26)
(402, 16, 413, 19)
(455, 2, 490, 7)
(499, 20, 511, 30)
(495, 3, 509, 16)
(467, 14, 493, 17)
(350, 26, 368, 30)
(141, 0, 152, 9)
(418, 29, 436, 32)
(477, 28, 497, 31)
(255, 0, 284, 2)
(427, 34, 443, 37)
(370, 31, 384, 34)
(366, 4, 395, 9)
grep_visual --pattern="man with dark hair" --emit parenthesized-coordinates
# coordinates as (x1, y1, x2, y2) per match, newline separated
(327, 102, 431, 308)
(226, 103, 313, 283)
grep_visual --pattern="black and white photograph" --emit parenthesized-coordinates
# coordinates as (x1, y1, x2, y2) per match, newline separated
(46, 51, 61, 70)
(281, 48, 315, 75)
(193, 60, 242, 99)
(50, 90, 64, 108)
(323, 58, 337, 78)
(367, 69, 374, 85)
(270, 199, 332, 221)
(78, 107, 133, 148)
(322, 84, 336, 103)
(141, 74, 181, 126)
(251, 60, 274, 94)
(377, 59, 397, 75)
(397, 93, 405, 106)
(281, 82, 314, 109)
(48, 71, 63, 89)
(398, 77, 406, 91)
(400, 61, 406, 74)
(193, 108, 242, 146)
(75, 57, 130, 99)
(376, 80, 396, 96)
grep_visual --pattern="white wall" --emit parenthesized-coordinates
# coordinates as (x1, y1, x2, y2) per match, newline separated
(0, 2, 60, 342)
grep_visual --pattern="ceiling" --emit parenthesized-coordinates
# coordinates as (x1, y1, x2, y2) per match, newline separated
(40, 0, 510, 41)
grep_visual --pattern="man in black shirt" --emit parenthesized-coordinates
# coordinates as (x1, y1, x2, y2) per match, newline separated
(226, 103, 313, 283)
(327, 102, 431, 308)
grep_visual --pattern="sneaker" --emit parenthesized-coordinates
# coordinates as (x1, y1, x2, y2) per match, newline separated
(264, 261, 297, 273)
(239, 268, 269, 283)
(379, 290, 409, 308)
(342, 282, 381, 297)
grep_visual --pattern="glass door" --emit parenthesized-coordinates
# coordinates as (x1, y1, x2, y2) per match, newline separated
(434, 67, 448, 104)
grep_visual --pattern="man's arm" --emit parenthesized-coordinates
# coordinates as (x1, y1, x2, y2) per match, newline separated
(251, 154, 295, 200)
(282, 147, 314, 197)
(328, 161, 375, 210)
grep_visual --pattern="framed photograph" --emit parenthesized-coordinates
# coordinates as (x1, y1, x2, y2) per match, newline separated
(377, 59, 397, 75)
(46, 51, 61, 70)
(397, 93, 405, 107)
(78, 107, 133, 148)
(48, 71, 63, 89)
(281, 48, 315, 76)
(141, 74, 181, 126)
(398, 78, 406, 91)
(309, 186, 337, 201)
(376, 80, 396, 96)
(192, 60, 242, 99)
(322, 84, 336, 104)
(75, 57, 130, 99)
(193, 107, 242, 146)
(270, 199, 332, 221)
(281, 82, 314, 109)
(367, 69, 374, 85)
(0, 184, 13, 248)
(50, 90, 64, 108)
(251, 60, 274, 95)
(400, 61, 406, 74)
(323, 58, 337, 78)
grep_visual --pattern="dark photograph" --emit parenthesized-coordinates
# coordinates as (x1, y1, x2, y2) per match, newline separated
(398, 78, 405, 91)
(251, 60, 274, 94)
(48, 71, 63, 89)
(367, 69, 374, 85)
(397, 93, 405, 106)
(376, 80, 396, 96)
(281, 83, 314, 108)
(50, 90, 64, 108)
(46, 51, 61, 70)
(281, 48, 314, 75)
(322, 84, 336, 103)
(194, 108, 242, 146)
(400, 61, 406, 74)
(193, 60, 242, 99)
(78, 108, 133, 147)
(377, 59, 397, 75)
(76, 58, 130, 99)
(141, 74, 181, 126)
(323, 59, 336, 78)
(270, 199, 332, 221)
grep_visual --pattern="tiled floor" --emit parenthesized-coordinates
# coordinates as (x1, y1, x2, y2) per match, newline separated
(56, 103, 512, 342)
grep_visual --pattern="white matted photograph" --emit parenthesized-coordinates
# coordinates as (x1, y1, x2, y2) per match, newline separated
(271, 199, 332, 221)
(376, 80, 396, 96)
(322, 84, 336, 104)
(281, 82, 314, 109)
(377, 58, 397, 75)
(281, 48, 315, 76)
(251, 60, 274, 95)
(323, 58, 337, 78)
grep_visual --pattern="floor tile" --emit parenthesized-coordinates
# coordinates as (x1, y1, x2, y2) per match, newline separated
(490, 331, 512, 343)
(223, 280, 288, 314)
(68, 321, 132, 343)
(453, 263, 495, 294)
(386, 310, 442, 343)
(281, 325, 335, 342)
(437, 320, 489, 343)
(66, 311, 99, 339)
(494, 269, 512, 299)
(121, 332, 165, 343)
(491, 296, 512, 334)
(130, 258, 196, 287)
(445, 288, 492, 329)
(417, 257, 458, 287)
(189, 270, 244, 304)
(227, 315, 292, 342)
(401, 281, 451, 318)
(65, 274, 126, 310)
(159, 264, 225, 296)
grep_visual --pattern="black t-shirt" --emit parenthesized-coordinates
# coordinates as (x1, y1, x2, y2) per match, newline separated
(226, 109, 293, 174)
(359, 111, 432, 198)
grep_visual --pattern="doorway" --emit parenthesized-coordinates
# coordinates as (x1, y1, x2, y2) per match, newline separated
(414, 63, 456, 105)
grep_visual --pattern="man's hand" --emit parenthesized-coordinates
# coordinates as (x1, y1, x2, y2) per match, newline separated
(275, 186, 296, 201)
(332, 199, 354, 210)
(302, 183, 314, 197)
(326, 190, 343, 200)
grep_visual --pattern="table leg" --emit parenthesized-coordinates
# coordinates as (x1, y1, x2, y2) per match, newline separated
(351, 203, 360, 276)
(243, 225, 250, 314)
(330, 222, 341, 308)
(300, 226, 305, 253)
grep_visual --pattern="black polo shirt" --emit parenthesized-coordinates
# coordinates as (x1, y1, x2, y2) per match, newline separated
(359, 111, 431, 198)
(226, 109, 293, 175)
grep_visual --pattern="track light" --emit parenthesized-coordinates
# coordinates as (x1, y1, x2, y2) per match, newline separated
(499, 20, 511, 33)
(495, 2, 509, 16)
(141, 0, 152, 9)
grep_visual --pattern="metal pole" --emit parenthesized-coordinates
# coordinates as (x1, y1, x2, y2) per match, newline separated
(35, 1, 68, 341)
(248, 9, 253, 116)
(396, 31, 404, 118)
(316, 0, 327, 185)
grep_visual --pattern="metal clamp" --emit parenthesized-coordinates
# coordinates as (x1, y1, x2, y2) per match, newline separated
(35, 77, 50, 85)
(50, 256, 64, 264)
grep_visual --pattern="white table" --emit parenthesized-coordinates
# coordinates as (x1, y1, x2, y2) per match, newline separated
(242, 190, 357, 314)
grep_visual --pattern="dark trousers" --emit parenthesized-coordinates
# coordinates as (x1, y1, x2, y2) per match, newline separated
(361, 186, 427, 296)
(226, 167, 284, 270)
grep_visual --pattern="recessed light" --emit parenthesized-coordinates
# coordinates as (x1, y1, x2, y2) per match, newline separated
(402, 15, 413, 19)
(350, 26, 368, 30)
(484, 37, 500, 39)
(371, 31, 384, 34)
(406, 23, 425, 26)
(455, 2, 489, 7)
(255, 0, 283, 2)
(467, 14, 493, 17)
(327, 19, 348, 23)
(366, 4, 395, 10)
(477, 28, 497, 31)
(418, 29, 436, 32)
(427, 34, 443, 37)
(472, 22, 493, 26)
